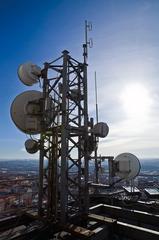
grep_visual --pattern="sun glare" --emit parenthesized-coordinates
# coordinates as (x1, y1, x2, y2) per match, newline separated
(120, 83, 152, 119)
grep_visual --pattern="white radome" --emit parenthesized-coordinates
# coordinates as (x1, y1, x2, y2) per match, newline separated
(10, 90, 43, 134)
(18, 62, 41, 86)
(114, 152, 140, 180)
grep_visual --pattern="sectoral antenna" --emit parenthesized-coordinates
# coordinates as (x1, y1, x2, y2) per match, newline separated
(83, 20, 93, 63)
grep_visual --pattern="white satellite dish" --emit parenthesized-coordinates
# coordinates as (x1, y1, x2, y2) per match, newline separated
(18, 62, 41, 86)
(10, 90, 43, 134)
(114, 153, 140, 180)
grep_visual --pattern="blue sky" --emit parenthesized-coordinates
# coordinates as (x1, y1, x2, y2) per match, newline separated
(1, 0, 159, 159)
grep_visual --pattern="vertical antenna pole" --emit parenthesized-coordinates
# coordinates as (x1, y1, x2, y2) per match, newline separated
(83, 20, 90, 217)
(94, 71, 99, 183)
(95, 71, 99, 123)
(85, 20, 88, 46)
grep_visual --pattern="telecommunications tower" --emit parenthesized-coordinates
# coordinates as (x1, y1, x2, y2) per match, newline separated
(11, 21, 109, 225)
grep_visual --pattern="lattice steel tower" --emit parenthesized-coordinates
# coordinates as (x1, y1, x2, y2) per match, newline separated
(38, 46, 90, 224)
(11, 21, 109, 226)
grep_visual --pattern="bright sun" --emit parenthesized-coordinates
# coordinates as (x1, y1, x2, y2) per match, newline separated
(120, 83, 152, 119)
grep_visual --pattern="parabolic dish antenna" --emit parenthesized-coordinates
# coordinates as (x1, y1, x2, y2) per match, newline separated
(93, 122, 109, 138)
(18, 62, 41, 86)
(114, 153, 141, 180)
(25, 139, 39, 154)
(10, 90, 43, 134)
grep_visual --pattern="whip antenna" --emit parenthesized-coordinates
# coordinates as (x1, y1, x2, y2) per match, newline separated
(95, 71, 99, 123)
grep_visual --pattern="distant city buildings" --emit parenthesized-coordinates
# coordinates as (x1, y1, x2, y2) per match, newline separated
(0, 160, 159, 214)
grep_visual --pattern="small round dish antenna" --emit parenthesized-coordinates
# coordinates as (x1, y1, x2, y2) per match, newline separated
(93, 122, 109, 138)
(25, 139, 39, 154)
(10, 90, 43, 134)
(18, 62, 41, 86)
(114, 153, 140, 180)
